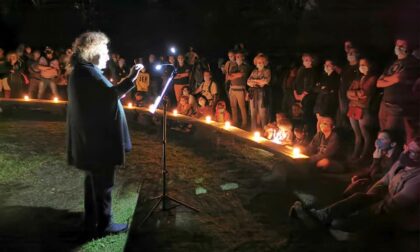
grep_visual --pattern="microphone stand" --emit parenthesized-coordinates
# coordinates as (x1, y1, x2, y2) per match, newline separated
(139, 64, 199, 227)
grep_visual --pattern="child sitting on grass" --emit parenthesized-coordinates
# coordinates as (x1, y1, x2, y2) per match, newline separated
(177, 95, 193, 116)
(172, 95, 193, 132)
(214, 100, 231, 123)
(293, 123, 310, 148)
(305, 116, 344, 173)
(194, 95, 213, 119)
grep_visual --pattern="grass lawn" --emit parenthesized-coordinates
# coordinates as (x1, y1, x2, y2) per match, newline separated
(0, 117, 140, 251)
(2, 109, 410, 252)
(0, 113, 289, 252)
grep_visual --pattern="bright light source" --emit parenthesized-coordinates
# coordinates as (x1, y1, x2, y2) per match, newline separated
(173, 109, 178, 116)
(224, 121, 231, 129)
(155, 64, 162, 70)
(292, 147, 301, 158)
(53, 97, 59, 103)
(205, 115, 212, 124)
(127, 102, 133, 108)
(253, 131, 261, 141)
(23, 95, 29, 101)
(272, 138, 280, 144)
(149, 104, 155, 113)
(170, 47, 176, 54)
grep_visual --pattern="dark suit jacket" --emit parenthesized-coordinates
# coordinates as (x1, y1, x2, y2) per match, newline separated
(67, 58, 134, 169)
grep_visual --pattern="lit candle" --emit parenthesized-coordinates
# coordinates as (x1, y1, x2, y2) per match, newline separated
(224, 121, 231, 129)
(253, 131, 261, 141)
(53, 97, 59, 103)
(173, 109, 178, 116)
(23, 95, 29, 101)
(127, 102, 133, 108)
(292, 147, 301, 158)
(205, 115, 212, 123)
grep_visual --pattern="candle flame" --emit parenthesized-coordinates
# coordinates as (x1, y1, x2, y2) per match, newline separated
(292, 147, 301, 157)
(205, 116, 211, 123)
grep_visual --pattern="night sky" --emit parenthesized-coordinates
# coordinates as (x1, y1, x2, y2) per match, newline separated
(1, 0, 419, 65)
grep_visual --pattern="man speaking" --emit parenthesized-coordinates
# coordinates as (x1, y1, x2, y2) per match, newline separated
(67, 31, 142, 238)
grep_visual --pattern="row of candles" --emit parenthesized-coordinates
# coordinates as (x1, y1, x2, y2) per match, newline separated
(128, 103, 302, 159)
(16, 97, 303, 158)
(23, 95, 60, 103)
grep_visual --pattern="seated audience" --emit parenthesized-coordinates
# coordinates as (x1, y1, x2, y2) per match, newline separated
(172, 95, 193, 132)
(194, 95, 213, 119)
(293, 123, 310, 148)
(177, 95, 193, 116)
(343, 130, 402, 197)
(214, 100, 231, 123)
(194, 70, 218, 106)
(290, 137, 420, 233)
(181, 86, 197, 113)
(305, 116, 344, 172)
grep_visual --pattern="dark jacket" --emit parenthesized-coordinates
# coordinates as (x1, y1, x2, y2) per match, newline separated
(293, 67, 318, 95)
(313, 71, 340, 117)
(368, 160, 420, 231)
(67, 58, 134, 169)
(306, 130, 340, 163)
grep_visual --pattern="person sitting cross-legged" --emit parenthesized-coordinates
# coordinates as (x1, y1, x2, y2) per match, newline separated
(194, 95, 213, 119)
(293, 123, 310, 149)
(305, 116, 344, 173)
(214, 100, 231, 123)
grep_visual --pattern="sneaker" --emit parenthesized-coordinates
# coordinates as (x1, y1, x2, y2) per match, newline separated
(288, 201, 319, 229)
(308, 208, 331, 225)
(329, 228, 358, 241)
(288, 201, 304, 219)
